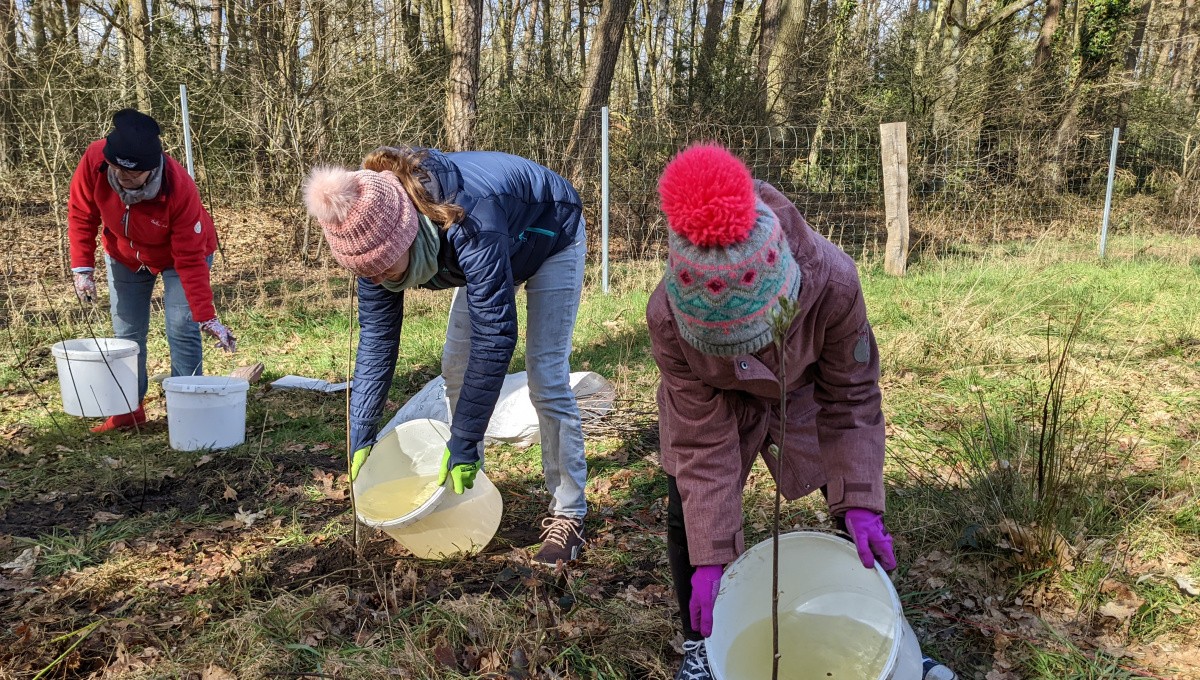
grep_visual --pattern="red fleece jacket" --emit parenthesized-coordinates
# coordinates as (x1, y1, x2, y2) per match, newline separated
(68, 139, 218, 323)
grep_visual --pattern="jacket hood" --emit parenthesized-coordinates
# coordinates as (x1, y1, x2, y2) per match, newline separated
(417, 148, 477, 216)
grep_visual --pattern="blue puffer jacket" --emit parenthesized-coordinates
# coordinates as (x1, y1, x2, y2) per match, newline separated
(349, 149, 584, 462)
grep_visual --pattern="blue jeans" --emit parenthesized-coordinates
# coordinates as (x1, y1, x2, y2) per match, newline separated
(442, 233, 589, 519)
(105, 254, 209, 403)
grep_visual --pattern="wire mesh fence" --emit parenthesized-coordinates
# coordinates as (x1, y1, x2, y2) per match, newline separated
(2, 86, 1198, 334)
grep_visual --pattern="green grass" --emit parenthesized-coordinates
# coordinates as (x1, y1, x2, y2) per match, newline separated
(1, 236, 1198, 678)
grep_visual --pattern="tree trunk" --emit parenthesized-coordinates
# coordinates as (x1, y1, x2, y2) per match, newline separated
(441, 0, 454, 54)
(565, 0, 631, 182)
(695, 0, 725, 107)
(209, 0, 223, 75)
(1033, 0, 1062, 68)
(496, 0, 516, 88)
(1124, 0, 1153, 74)
(765, 0, 809, 123)
(445, 0, 482, 151)
(0, 0, 17, 169)
(756, 0, 784, 112)
(1171, 0, 1195, 91)
(541, 0, 553, 78)
(522, 0, 539, 74)
(126, 0, 153, 112)
(807, 0, 857, 169)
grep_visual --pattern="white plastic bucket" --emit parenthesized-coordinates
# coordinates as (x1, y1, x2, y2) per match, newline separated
(707, 531, 923, 680)
(51, 338, 140, 417)
(162, 376, 250, 450)
(353, 419, 503, 559)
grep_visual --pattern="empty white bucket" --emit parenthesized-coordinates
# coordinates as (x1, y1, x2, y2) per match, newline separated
(51, 338, 140, 417)
(162, 376, 250, 450)
(707, 531, 923, 680)
(353, 419, 503, 559)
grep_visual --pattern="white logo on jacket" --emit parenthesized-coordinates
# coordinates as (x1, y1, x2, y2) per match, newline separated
(194, 221, 202, 234)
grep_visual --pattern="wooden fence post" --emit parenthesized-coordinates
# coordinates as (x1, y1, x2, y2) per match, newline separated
(879, 122, 909, 276)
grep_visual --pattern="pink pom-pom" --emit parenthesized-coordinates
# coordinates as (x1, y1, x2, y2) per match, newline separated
(658, 143, 757, 247)
(303, 166, 360, 226)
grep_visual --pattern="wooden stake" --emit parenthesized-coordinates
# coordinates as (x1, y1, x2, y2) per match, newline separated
(879, 122, 910, 276)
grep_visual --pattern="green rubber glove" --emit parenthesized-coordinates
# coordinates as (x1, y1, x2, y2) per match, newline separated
(350, 445, 371, 482)
(436, 447, 479, 494)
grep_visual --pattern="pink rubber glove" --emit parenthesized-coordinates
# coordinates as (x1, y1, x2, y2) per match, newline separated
(844, 508, 896, 571)
(200, 317, 237, 353)
(73, 271, 96, 303)
(689, 564, 724, 638)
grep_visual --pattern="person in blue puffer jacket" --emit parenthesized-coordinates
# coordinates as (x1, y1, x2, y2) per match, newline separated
(303, 145, 588, 565)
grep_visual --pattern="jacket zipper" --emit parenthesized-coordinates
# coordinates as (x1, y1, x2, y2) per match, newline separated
(121, 206, 146, 270)
(519, 227, 557, 242)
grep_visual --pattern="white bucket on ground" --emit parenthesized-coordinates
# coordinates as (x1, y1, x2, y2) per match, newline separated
(353, 418, 503, 559)
(162, 376, 250, 450)
(51, 338, 140, 417)
(707, 531, 923, 680)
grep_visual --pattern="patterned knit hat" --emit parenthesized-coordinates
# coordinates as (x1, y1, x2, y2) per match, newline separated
(303, 166, 419, 279)
(659, 143, 801, 356)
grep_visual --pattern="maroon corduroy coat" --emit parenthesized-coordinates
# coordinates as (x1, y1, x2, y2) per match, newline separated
(647, 181, 887, 568)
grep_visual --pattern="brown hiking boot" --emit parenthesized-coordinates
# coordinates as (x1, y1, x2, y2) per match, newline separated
(532, 515, 585, 566)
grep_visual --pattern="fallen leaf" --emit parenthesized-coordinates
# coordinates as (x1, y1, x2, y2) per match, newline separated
(55, 444, 74, 453)
(222, 484, 238, 501)
(92, 511, 124, 524)
(311, 442, 331, 451)
(1098, 601, 1137, 620)
(194, 454, 214, 467)
(285, 556, 317, 575)
(0, 546, 39, 576)
(234, 506, 266, 527)
(1177, 574, 1199, 597)
(202, 664, 237, 680)
(101, 456, 124, 469)
(433, 638, 458, 669)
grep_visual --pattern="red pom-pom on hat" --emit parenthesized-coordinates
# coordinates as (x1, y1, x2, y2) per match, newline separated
(658, 143, 758, 248)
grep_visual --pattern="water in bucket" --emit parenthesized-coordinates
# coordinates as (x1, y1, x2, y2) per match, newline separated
(356, 476, 442, 521)
(706, 531, 923, 680)
(725, 611, 893, 679)
(353, 419, 503, 559)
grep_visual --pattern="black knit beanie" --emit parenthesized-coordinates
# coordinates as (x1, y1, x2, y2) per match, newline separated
(103, 109, 162, 171)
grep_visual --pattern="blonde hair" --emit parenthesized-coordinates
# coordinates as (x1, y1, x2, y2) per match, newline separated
(361, 146, 465, 228)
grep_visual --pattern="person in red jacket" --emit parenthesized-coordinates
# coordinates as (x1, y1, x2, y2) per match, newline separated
(648, 145, 956, 680)
(68, 109, 236, 432)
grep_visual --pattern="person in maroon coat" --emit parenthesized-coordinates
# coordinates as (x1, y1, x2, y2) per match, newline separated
(68, 109, 236, 432)
(648, 145, 957, 680)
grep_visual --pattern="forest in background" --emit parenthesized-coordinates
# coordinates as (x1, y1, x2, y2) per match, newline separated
(1, 0, 1197, 262)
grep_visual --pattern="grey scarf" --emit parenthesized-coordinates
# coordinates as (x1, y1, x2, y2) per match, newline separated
(380, 215, 441, 293)
(107, 160, 163, 205)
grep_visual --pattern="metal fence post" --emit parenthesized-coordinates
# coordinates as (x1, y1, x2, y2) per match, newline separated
(601, 106, 610, 294)
(1100, 127, 1120, 258)
(179, 84, 195, 178)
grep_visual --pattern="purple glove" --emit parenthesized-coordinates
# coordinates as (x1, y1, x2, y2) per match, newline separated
(200, 317, 237, 353)
(689, 564, 724, 638)
(73, 270, 96, 303)
(844, 508, 896, 571)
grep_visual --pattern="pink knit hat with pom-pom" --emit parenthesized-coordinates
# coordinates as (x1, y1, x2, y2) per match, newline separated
(303, 166, 418, 279)
(658, 143, 801, 356)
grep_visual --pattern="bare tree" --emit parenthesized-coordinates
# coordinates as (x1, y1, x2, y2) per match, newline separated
(565, 0, 632, 181)
(0, 0, 17, 169)
(445, 0, 482, 150)
(125, 0, 153, 112)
